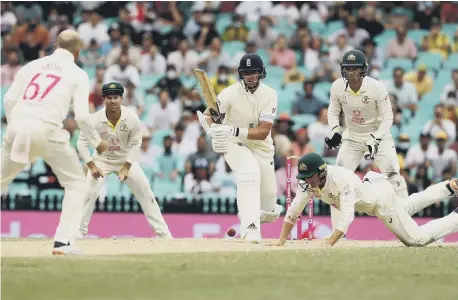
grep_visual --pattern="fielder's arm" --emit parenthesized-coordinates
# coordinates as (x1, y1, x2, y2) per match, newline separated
(77, 129, 95, 166)
(373, 88, 394, 140)
(328, 181, 357, 246)
(123, 115, 143, 170)
(3, 64, 27, 122)
(328, 81, 342, 132)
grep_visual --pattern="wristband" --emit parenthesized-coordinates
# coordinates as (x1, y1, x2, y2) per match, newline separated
(238, 127, 248, 139)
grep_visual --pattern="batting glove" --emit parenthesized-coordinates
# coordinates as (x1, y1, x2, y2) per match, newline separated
(324, 126, 342, 150)
(209, 124, 237, 138)
(211, 135, 229, 153)
(364, 134, 381, 160)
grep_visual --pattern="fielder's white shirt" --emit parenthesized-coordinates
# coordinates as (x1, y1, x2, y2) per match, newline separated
(77, 106, 142, 165)
(286, 165, 379, 233)
(217, 82, 278, 157)
(3, 48, 101, 148)
(328, 76, 393, 140)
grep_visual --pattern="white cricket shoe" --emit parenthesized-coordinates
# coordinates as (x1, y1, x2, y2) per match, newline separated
(52, 242, 81, 255)
(242, 223, 262, 243)
(449, 178, 458, 196)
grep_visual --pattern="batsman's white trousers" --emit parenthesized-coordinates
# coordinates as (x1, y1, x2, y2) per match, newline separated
(224, 142, 277, 232)
(79, 159, 171, 237)
(1, 119, 87, 245)
(370, 179, 458, 246)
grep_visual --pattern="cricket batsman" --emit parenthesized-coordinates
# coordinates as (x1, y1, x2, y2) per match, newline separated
(1, 30, 108, 254)
(270, 153, 458, 247)
(197, 53, 283, 242)
(77, 82, 172, 238)
(325, 49, 409, 234)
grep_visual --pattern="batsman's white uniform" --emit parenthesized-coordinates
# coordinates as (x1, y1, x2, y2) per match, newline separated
(328, 76, 408, 230)
(77, 106, 171, 237)
(286, 166, 458, 246)
(1, 48, 102, 245)
(216, 82, 282, 237)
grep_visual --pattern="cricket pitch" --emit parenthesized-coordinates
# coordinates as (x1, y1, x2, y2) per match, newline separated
(2, 238, 457, 300)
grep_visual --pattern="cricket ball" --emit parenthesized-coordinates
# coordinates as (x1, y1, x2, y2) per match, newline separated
(227, 227, 236, 237)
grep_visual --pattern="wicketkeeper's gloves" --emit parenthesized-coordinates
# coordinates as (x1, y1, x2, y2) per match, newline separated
(325, 126, 342, 149)
(364, 134, 381, 160)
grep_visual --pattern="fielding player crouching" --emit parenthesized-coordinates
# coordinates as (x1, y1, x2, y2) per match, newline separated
(77, 82, 172, 238)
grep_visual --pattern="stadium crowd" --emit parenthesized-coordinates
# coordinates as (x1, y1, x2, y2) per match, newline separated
(1, 1, 457, 206)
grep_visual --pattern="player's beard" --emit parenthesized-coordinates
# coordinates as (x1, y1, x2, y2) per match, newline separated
(242, 74, 260, 92)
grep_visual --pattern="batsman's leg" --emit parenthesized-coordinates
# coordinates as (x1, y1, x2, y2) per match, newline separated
(78, 160, 110, 237)
(125, 162, 172, 238)
(375, 138, 408, 199)
(377, 181, 458, 246)
(255, 153, 282, 224)
(225, 143, 261, 242)
(45, 142, 88, 254)
(334, 140, 365, 233)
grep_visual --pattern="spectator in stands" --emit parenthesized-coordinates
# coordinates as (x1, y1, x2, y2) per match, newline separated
(147, 64, 183, 100)
(299, 2, 329, 23)
(298, 34, 319, 72)
(167, 39, 200, 76)
(328, 16, 369, 49)
(414, 164, 432, 192)
(185, 135, 217, 176)
(103, 54, 140, 87)
(106, 34, 142, 69)
(146, 90, 181, 132)
(293, 80, 325, 115)
(400, 169, 419, 195)
(404, 65, 433, 100)
(1, 2, 17, 35)
(275, 155, 298, 198)
(211, 65, 236, 95)
(117, 7, 137, 37)
(270, 34, 296, 70)
(223, 14, 249, 42)
(194, 12, 219, 52)
(231, 41, 257, 70)
(441, 2, 458, 23)
(124, 80, 145, 117)
(140, 45, 167, 75)
(329, 34, 353, 67)
(156, 136, 180, 183)
(77, 10, 109, 46)
(308, 107, 330, 142)
(101, 23, 122, 55)
(184, 165, 212, 196)
(140, 33, 153, 55)
(138, 126, 161, 173)
(183, 5, 203, 44)
(172, 122, 197, 159)
(431, 131, 457, 182)
(198, 37, 230, 75)
(396, 134, 411, 158)
(90, 65, 105, 92)
(152, 1, 184, 28)
(235, 1, 273, 23)
(1, 50, 21, 86)
(356, 6, 384, 38)
(452, 29, 458, 53)
(314, 48, 339, 82)
(385, 26, 418, 59)
(49, 15, 74, 47)
(271, 2, 300, 25)
(362, 38, 383, 74)
(247, 16, 278, 50)
(390, 94, 404, 134)
(79, 39, 104, 67)
(420, 18, 450, 59)
(211, 162, 236, 198)
(182, 88, 206, 113)
(405, 133, 437, 170)
(414, 3, 441, 31)
(386, 68, 418, 116)
(274, 113, 295, 152)
(291, 127, 315, 158)
(89, 82, 104, 113)
(423, 104, 456, 144)
(18, 29, 46, 62)
(1, 33, 24, 65)
(440, 69, 458, 106)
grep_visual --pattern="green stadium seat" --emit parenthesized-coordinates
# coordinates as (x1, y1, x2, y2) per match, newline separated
(222, 41, 245, 54)
(140, 74, 162, 90)
(324, 157, 337, 166)
(415, 52, 443, 71)
(180, 75, 197, 89)
(308, 22, 326, 34)
(257, 49, 269, 63)
(374, 30, 396, 46)
(152, 129, 174, 146)
(266, 66, 285, 78)
(6, 183, 30, 198)
(152, 177, 182, 198)
(39, 189, 64, 201)
(31, 159, 47, 177)
(291, 114, 317, 130)
(324, 21, 344, 38)
(216, 13, 232, 34)
(103, 17, 118, 27)
(444, 53, 458, 70)
(284, 82, 303, 94)
(407, 29, 428, 45)
(385, 58, 414, 71)
(310, 140, 325, 155)
(82, 66, 96, 79)
(246, 21, 257, 31)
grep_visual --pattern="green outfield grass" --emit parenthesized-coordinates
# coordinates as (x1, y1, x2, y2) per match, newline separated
(2, 247, 457, 300)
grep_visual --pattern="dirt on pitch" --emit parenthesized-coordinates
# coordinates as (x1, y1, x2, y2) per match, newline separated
(0, 237, 428, 257)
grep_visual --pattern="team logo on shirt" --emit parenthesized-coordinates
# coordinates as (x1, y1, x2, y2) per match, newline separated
(249, 123, 254, 128)
(362, 95, 370, 105)
(120, 123, 129, 131)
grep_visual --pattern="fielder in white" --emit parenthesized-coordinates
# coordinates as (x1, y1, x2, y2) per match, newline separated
(1, 30, 108, 254)
(77, 82, 171, 238)
(270, 153, 458, 247)
(325, 49, 409, 234)
(197, 53, 283, 242)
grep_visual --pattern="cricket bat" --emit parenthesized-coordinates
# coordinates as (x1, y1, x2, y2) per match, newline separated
(194, 68, 223, 124)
